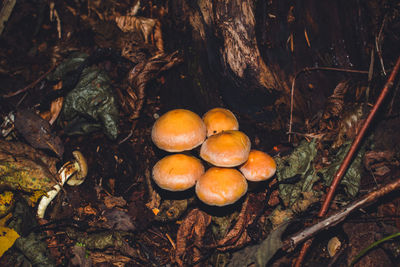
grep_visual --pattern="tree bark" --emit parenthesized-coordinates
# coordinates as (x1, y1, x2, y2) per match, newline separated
(167, 0, 398, 126)
(168, 0, 287, 118)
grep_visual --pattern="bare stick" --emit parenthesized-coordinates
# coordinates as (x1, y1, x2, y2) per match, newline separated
(3, 65, 56, 98)
(294, 56, 400, 266)
(283, 177, 400, 251)
(319, 56, 400, 217)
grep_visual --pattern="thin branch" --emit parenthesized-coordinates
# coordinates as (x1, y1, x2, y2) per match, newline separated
(319, 56, 400, 217)
(294, 56, 400, 266)
(376, 15, 387, 76)
(283, 177, 400, 251)
(2, 65, 56, 98)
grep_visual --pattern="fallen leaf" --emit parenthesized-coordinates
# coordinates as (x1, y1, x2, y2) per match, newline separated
(0, 139, 59, 193)
(104, 195, 127, 209)
(217, 197, 253, 251)
(70, 244, 92, 267)
(100, 208, 135, 231)
(0, 226, 20, 257)
(14, 109, 64, 157)
(175, 208, 211, 266)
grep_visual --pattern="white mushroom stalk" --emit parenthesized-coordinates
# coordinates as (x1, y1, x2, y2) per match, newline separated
(37, 151, 87, 219)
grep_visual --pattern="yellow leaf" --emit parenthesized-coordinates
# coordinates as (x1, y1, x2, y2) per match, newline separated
(152, 208, 160, 216)
(0, 191, 14, 218)
(0, 227, 20, 257)
(0, 213, 12, 228)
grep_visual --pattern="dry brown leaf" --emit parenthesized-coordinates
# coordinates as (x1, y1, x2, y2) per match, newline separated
(216, 196, 260, 251)
(125, 52, 182, 120)
(49, 91, 64, 125)
(14, 109, 64, 157)
(104, 195, 127, 209)
(268, 189, 280, 206)
(175, 208, 211, 266)
(90, 251, 131, 266)
(100, 208, 135, 231)
(364, 150, 395, 170)
(39, 81, 64, 125)
(115, 15, 164, 51)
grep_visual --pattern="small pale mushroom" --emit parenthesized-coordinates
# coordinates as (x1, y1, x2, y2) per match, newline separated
(37, 151, 88, 218)
(66, 151, 88, 186)
(327, 236, 341, 257)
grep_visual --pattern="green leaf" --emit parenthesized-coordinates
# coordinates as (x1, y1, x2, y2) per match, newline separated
(228, 222, 288, 267)
(319, 141, 365, 197)
(275, 140, 319, 207)
(50, 52, 119, 139)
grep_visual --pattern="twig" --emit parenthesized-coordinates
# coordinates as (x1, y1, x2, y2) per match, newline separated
(365, 48, 375, 103)
(388, 78, 400, 115)
(288, 67, 368, 142)
(0, 0, 16, 35)
(319, 56, 400, 217)
(294, 56, 400, 266)
(282, 177, 400, 251)
(2, 65, 56, 98)
(376, 16, 387, 76)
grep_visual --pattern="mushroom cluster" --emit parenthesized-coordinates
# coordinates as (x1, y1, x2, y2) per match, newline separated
(151, 108, 276, 207)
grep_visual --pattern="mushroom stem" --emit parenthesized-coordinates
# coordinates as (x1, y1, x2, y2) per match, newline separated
(36, 161, 77, 218)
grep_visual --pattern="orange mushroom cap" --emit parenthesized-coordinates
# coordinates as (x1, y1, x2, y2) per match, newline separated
(152, 154, 205, 191)
(151, 109, 207, 152)
(239, 150, 276, 181)
(202, 108, 239, 137)
(200, 130, 251, 167)
(195, 167, 248, 206)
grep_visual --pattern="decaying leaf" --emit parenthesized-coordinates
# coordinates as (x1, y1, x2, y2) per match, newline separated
(364, 150, 396, 176)
(100, 208, 135, 231)
(6, 200, 56, 266)
(0, 191, 15, 218)
(320, 81, 349, 125)
(14, 109, 64, 158)
(153, 197, 194, 222)
(291, 191, 319, 214)
(48, 52, 120, 139)
(269, 207, 294, 229)
(275, 139, 366, 210)
(320, 141, 366, 197)
(275, 140, 319, 207)
(0, 140, 59, 193)
(216, 196, 259, 251)
(66, 228, 136, 256)
(228, 222, 289, 267)
(40, 81, 64, 126)
(0, 226, 20, 257)
(175, 208, 211, 266)
(115, 15, 164, 51)
(90, 251, 131, 267)
(332, 104, 366, 149)
(124, 51, 182, 120)
(70, 244, 92, 267)
(103, 195, 127, 209)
